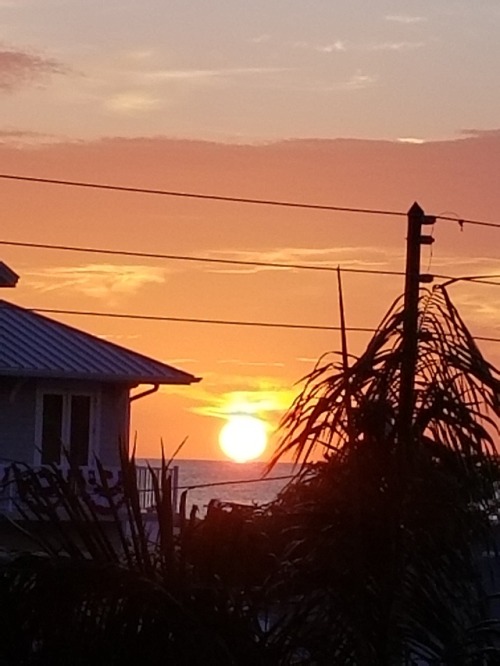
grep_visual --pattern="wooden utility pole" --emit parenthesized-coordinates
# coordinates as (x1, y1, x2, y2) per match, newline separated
(399, 202, 434, 449)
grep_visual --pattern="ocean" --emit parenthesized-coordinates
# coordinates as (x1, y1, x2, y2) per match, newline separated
(140, 459, 297, 517)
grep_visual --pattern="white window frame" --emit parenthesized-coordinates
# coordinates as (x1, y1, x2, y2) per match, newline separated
(34, 388, 101, 468)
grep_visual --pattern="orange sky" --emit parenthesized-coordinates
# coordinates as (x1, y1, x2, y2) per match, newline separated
(0, 2, 499, 460)
(0, 135, 499, 460)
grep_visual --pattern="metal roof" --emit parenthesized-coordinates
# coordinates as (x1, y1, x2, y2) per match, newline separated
(0, 300, 199, 385)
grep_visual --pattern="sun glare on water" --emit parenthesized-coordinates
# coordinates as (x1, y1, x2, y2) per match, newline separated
(218, 414, 268, 463)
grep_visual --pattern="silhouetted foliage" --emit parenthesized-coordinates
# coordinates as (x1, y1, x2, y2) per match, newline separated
(0, 450, 273, 665)
(264, 285, 500, 664)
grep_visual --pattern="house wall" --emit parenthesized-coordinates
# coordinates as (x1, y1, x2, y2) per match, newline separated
(0, 378, 37, 464)
(98, 383, 131, 467)
(0, 377, 131, 468)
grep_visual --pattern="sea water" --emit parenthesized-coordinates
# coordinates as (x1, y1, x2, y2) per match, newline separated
(140, 459, 297, 516)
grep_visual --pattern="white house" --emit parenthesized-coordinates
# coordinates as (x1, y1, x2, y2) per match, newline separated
(0, 265, 199, 515)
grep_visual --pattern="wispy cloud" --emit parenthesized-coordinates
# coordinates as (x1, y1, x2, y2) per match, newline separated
(295, 39, 423, 55)
(460, 128, 500, 139)
(26, 263, 167, 300)
(250, 34, 271, 44)
(0, 129, 44, 139)
(397, 137, 426, 144)
(202, 245, 400, 274)
(293, 40, 346, 54)
(0, 48, 66, 92)
(162, 374, 297, 426)
(99, 65, 291, 115)
(0, 128, 60, 145)
(217, 359, 285, 368)
(315, 41, 347, 53)
(432, 255, 500, 274)
(366, 41, 424, 52)
(143, 66, 289, 82)
(192, 385, 296, 422)
(104, 92, 160, 114)
(450, 289, 500, 327)
(340, 71, 377, 90)
(429, 255, 500, 328)
(282, 72, 377, 94)
(385, 15, 427, 24)
(96, 333, 140, 342)
(123, 49, 156, 62)
(167, 358, 198, 365)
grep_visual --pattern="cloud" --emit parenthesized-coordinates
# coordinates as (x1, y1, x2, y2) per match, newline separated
(450, 289, 500, 327)
(385, 15, 427, 24)
(100, 66, 291, 115)
(341, 72, 377, 90)
(250, 34, 271, 44)
(293, 40, 346, 53)
(459, 128, 500, 139)
(26, 263, 167, 300)
(432, 255, 500, 274)
(96, 333, 140, 342)
(0, 128, 60, 145)
(295, 39, 422, 55)
(279, 71, 378, 94)
(316, 41, 346, 53)
(143, 67, 289, 82)
(162, 374, 298, 425)
(0, 129, 44, 138)
(397, 137, 426, 144)
(192, 385, 297, 422)
(104, 92, 161, 114)
(123, 49, 155, 62)
(429, 255, 500, 327)
(217, 359, 285, 368)
(202, 245, 399, 274)
(366, 42, 424, 52)
(167, 358, 198, 365)
(0, 48, 65, 92)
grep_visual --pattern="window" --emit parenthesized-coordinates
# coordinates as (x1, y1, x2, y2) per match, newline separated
(41, 394, 63, 464)
(39, 392, 96, 466)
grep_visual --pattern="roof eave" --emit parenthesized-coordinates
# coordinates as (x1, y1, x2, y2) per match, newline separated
(0, 369, 201, 385)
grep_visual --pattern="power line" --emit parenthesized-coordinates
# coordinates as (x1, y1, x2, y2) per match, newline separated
(1, 176, 497, 338)
(440, 274, 500, 288)
(1, 172, 500, 230)
(0, 239, 406, 277)
(0, 172, 406, 217)
(474, 335, 500, 344)
(437, 213, 500, 230)
(31, 306, 500, 344)
(178, 474, 295, 491)
(1, 238, 499, 287)
(33, 307, 376, 333)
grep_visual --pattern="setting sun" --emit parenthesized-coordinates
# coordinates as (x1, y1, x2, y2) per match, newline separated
(218, 415, 268, 463)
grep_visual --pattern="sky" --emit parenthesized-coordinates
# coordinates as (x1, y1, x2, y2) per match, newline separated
(0, 0, 499, 461)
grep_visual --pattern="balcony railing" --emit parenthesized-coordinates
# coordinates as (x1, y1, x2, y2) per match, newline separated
(0, 463, 179, 517)
(135, 464, 179, 512)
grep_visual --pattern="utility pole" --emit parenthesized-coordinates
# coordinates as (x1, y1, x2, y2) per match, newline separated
(398, 202, 434, 450)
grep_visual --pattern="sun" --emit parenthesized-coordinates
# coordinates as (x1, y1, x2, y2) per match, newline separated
(218, 415, 268, 463)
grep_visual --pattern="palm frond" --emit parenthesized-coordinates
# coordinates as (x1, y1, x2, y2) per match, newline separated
(265, 284, 500, 663)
